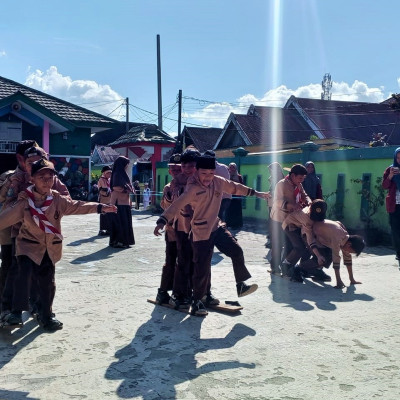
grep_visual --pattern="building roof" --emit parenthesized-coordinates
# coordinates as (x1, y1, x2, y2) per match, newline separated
(0, 75, 118, 131)
(285, 96, 400, 145)
(92, 145, 120, 165)
(214, 105, 314, 149)
(108, 124, 176, 146)
(182, 126, 223, 152)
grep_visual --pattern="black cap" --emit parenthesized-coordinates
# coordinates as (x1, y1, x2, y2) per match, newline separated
(309, 199, 327, 221)
(16, 140, 38, 156)
(31, 159, 57, 176)
(196, 155, 216, 170)
(101, 165, 112, 173)
(168, 153, 182, 165)
(24, 146, 47, 159)
(181, 149, 201, 163)
(204, 149, 216, 157)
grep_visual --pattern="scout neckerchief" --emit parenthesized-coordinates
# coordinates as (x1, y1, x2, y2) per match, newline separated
(25, 185, 63, 239)
(285, 175, 301, 204)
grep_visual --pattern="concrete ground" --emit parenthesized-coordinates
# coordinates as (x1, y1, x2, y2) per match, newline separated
(0, 211, 399, 400)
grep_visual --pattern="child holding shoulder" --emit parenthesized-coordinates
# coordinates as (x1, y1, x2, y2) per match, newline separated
(0, 159, 116, 331)
(154, 154, 270, 316)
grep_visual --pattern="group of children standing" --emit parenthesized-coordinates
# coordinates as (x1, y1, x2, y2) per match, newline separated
(154, 149, 270, 316)
(0, 140, 117, 330)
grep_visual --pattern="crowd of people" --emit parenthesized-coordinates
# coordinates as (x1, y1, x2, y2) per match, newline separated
(0, 139, 398, 327)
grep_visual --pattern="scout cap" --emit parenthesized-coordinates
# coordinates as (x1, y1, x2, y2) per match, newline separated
(31, 159, 58, 176)
(24, 146, 48, 159)
(180, 149, 201, 163)
(168, 153, 182, 165)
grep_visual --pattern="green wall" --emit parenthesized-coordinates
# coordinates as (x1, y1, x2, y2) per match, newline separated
(155, 145, 397, 236)
(50, 128, 91, 156)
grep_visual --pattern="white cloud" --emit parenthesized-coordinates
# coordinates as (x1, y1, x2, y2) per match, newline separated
(0, 50, 6, 57)
(25, 66, 124, 119)
(184, 80, 387, 128)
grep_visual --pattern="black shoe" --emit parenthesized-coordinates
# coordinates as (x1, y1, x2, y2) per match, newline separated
(39, 316, 63, 331)
(201, 293, 220, 306)
(237, 282, 258, 297)
(190, 300, 208, 316)
(290, 267, 304, 283)
(2, 311, 23, 326)
(156, 289, 170, 305)
(169, 295, 191, 310)
(311, 268, 332, 282)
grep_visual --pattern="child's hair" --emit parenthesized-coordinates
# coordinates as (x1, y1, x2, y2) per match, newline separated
(290, 164, 307, 176)
(347, 235, 366, 256)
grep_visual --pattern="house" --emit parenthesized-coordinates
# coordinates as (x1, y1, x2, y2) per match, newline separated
(211, 97, 400, 157)
(181, 126, 223, 152)
(91, 145, 120, 168)
(0, 75, 118, 191)
(105, 123, 176, 185)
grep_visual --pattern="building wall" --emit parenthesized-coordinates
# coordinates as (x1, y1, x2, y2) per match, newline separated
(155, 145, 396, 237)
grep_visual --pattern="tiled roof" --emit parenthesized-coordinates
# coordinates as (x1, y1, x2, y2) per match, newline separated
(93, 145, 120, 164)
(182, 126, 223, 152)
(0, 76, 118, 126)
(108, 124, 176, 146)
(216, 106, 314, 149)
(289, 97, 400, 145)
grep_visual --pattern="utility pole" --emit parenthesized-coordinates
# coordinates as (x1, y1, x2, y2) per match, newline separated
(125, 97, 129, 135)
(177, 89, 182, 152)
(157, 34, 163, 130)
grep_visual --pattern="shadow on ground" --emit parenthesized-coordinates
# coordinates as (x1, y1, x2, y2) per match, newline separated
(105, 308, 256, 399)
(268, 275, 374, 311)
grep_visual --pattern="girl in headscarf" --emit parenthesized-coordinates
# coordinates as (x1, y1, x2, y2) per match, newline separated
(109, 156, 135, 248)
(98, 165, 112, 235)
(303, 161, 323, 201)
(382, 147, 400, 266)
(225, 162, 244, 229)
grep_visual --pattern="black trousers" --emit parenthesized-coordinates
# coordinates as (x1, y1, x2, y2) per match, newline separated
(173, 230, 193, 298)
(389, 205, 400, 259)
(270, 219, 293, 271)
(191, 226, 251, 301)
(0, 244, 13, 303)
(159, 232, 177, 292)
(13, 252, 56, 320)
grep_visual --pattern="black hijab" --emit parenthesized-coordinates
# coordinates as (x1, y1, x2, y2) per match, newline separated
(110, 156, 132, 191)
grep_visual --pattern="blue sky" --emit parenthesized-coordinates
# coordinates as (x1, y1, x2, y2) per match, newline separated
(1, 0, 399, 136)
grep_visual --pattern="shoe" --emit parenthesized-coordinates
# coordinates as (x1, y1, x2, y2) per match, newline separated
(265, 239, 271, 248)
(201, 293, 220, 306)
(268, 268, 281, 276)
(169, 295, 191, 310)
(290, 267, 304, 283)
(39, 316, 63, 331)
(156, 289, 170, 305)
(311, 268, 332, 282)
(3, 311, 23, 326)
(0, 310, 11, 323)
(280, 260, 293, 277)
(237, 282, 258, 297)
(190, 300, 208, 316)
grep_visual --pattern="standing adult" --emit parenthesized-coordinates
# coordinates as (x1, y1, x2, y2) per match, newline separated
(303, 161, 323, 201)
(97, 165, 112, 236)
(382, 147, 400, 267)
(133, 181, 141, 210)
(109, 156, 135, 248)
(226, 162, 244, 229)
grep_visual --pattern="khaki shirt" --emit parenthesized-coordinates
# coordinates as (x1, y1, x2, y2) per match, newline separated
(110, 186, 132, 206)
(0, 190, 99, 265)
(282, 206, 316, 248)
(159, 173, 254, 242)
(313, 220, 352, 269)
(98, 176, 111, 204)
(270, 177, 310, 223)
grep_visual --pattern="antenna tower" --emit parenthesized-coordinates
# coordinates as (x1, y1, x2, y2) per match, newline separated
(321, 73, 332, 100)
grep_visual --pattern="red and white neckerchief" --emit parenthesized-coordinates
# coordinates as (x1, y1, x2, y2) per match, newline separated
(285, 175, 301, 204)
(25, 185, 63, 240)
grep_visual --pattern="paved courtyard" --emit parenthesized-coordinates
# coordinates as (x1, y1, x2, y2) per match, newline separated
(0, 211, 399, 400)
